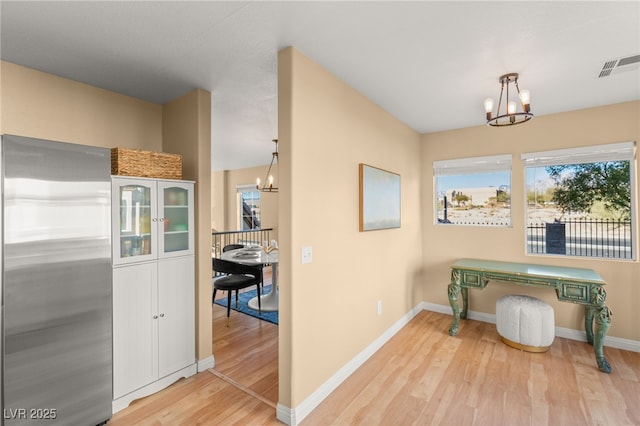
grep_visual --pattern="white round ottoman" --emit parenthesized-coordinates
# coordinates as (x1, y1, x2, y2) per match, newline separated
(496, 295, 555, 352)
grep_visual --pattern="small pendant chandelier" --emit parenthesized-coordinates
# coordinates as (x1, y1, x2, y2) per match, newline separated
(256, 139, 278, 192)
(484, 73, 533, 127)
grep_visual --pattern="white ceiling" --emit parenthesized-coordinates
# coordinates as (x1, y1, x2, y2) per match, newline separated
(1, 1, 639, 171)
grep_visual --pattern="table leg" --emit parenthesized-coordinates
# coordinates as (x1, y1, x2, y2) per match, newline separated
(584, 305, 595, 345)
(593, 305, 612, 373)
(461, 287, 469, 320)
(248, 263, 279, 312)
(588, 285, 612, 374)
(448, 270, 461, 336)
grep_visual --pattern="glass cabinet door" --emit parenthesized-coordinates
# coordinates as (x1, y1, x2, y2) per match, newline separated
(159, 182, 194, 257)
(112, 179, 157, 265)
(112, 177, 193, 264)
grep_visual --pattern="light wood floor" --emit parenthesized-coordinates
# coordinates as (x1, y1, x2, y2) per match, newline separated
(109, 301, 640, 425)
(302, 311, 640, 426)
(209, 279, 279, 405)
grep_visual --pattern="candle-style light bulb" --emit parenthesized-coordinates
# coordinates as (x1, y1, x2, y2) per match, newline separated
(507, 101, 517, 115)
(484, 97, 494, 113)
(484, 97, 494, 121)
(256, 177, 261, 189)
(519, 89, 531, 112)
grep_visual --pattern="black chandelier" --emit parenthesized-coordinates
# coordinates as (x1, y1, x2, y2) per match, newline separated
(256, 139, 278, 192)
(484, 73, 533, 127)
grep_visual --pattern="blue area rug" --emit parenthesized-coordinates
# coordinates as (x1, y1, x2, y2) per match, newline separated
(214, 285, 278, 325)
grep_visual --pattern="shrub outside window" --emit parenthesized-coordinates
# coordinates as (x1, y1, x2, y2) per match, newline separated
(434, 154, 512, 226)
(522, 142, 635, 260)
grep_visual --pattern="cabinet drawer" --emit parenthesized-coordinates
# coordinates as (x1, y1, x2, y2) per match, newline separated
(558, 282, 590, 303)
(461, 271, 487, 288)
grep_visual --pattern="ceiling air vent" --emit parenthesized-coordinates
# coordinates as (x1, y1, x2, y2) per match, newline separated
(598, 54, 640, 78)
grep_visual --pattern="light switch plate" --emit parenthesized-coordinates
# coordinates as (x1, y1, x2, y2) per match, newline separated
(301, 246, 313, 264)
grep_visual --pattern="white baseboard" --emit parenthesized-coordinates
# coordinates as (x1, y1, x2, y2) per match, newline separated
(197, 355, 215, 372)
(422, 301, 640, 353)
(276, 403, 295, 426)
(279, 304, 424, 426)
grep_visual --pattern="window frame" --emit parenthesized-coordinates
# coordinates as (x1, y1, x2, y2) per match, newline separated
(521, 141, 636, 261)
(236, 184, 261, 230)
(433, 154, 513, 227)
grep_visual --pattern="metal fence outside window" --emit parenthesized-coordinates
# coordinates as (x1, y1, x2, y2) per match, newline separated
(527, 219, 632, 259)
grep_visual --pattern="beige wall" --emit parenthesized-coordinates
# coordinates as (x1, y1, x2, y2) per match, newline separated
(163, 89, 213, 362)
(211, 170, 227, 231)
(278, 47, 424, 407)
(421, 101, 640, 341)
(1, 60, 214, 364)
(0, 61, 162, 149)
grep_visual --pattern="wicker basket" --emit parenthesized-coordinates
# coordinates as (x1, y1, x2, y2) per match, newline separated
(111, 148, 182, 179)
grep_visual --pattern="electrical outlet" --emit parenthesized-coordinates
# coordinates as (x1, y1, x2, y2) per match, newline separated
(377, 300, 382, 315)
(301, 246, 313, 264)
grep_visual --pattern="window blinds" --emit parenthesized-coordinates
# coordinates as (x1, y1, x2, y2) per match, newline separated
(433, 154, 512, 176)
(521, 141, 636, 167)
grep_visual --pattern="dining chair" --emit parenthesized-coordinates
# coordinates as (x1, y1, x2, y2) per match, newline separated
(212, 258, 262, 326)
(213, 244, 246, 278)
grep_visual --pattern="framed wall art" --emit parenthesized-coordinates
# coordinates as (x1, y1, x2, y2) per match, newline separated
(359, 163, 401, 232)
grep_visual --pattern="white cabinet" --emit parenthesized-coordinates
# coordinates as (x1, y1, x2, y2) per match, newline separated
(157, 258, 196, 377)
(111, 177, 196, 413)
(112, 176, 194, 265)
(113, 262, 158, 398)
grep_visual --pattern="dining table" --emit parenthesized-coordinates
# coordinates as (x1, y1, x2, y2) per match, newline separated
(220, 246, 279, 312)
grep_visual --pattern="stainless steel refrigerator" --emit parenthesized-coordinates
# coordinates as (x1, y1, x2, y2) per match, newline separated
(1, 135, 112, 425)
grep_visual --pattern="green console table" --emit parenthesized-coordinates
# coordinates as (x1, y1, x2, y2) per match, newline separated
(447, 258, 612, 373)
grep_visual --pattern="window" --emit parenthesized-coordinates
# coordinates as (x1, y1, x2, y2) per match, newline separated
(434, 154, 512, 226)
(237, 185, 261, 230)
(522, 142, 635, 260)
